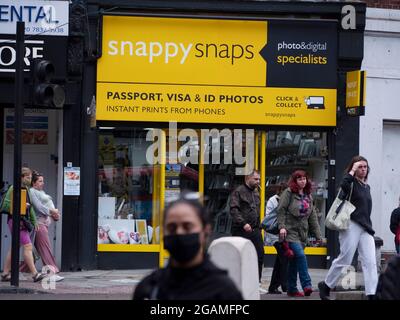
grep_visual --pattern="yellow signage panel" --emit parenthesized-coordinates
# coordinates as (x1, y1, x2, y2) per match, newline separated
(98, 16, 267, 86)
(9, 188, 27, 216)
(346, 70, 360, 107)
(346, 70, 366, 116)
(97, 83, 336, 126)
(97, 15, 337, 126)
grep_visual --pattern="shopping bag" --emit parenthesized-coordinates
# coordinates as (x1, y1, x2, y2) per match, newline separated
(325, 183, 355, 231)
(261, 208, 279, 235)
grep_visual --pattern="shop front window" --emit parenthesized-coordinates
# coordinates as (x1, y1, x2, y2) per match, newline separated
(164, 130, 199, 203)
(204, 129, 258, 240)
(264, 130, 328, 247)
(97, 128, 159, 246)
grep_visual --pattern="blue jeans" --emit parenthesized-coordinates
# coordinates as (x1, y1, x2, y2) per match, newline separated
(396, 243, 400, 254)
(287, 242, 312, 293)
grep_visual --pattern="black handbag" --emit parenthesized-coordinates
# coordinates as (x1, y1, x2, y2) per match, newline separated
(21, 216, 34, 232)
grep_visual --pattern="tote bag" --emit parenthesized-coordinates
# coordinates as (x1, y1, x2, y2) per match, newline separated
(261, 208, 278, 235)
(326, 183, 355, 231)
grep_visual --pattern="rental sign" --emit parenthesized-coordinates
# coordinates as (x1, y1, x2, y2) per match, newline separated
(96, 15, 338, 126)
(0, 0, 69, 36)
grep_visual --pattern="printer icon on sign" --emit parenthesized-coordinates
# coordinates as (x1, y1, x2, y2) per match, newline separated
(305, 96, 325, 109)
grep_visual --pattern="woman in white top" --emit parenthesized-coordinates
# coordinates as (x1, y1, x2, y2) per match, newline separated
(265, 182, 288, 294)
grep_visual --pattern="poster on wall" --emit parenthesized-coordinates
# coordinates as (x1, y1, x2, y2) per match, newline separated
(5, 109, 48, 145)
(63, 167, 80, 196)
(165, 190, 181, 205)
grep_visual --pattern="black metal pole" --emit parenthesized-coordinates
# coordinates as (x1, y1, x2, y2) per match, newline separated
(11, 21, 25, 287)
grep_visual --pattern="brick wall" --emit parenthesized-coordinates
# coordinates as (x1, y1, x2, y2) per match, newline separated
(363, 0, 400, 9)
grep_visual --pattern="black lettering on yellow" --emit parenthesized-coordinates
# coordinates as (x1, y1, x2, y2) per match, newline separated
(194, 43, 204, 57)
(193, 43, 255, 64)
(205, 43, 218, 58)
(219, 44, 230, 59)
(231, 44, 244, 65)
(245, 45, 254, 59)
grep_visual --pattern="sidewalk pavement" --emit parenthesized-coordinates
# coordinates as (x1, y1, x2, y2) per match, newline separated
(0, 267, 367, 300)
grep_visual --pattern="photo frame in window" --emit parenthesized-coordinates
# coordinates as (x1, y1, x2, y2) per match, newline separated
(136, 219, 149, 244)
(312, 132, 321, 139)
(268, 131, 276, 141)
(293, 134, 302, 145)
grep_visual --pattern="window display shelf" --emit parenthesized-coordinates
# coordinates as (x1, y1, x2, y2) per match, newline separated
(205, 169, 232, 174)
(266, 145, 299, 155)
(266, 164, 308, 172)
(97, 244, 160, 252)
(207, 188, 231, 192)
(264, 246, 327, 255)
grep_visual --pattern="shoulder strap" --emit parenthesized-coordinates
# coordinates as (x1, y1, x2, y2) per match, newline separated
(348, 183, 354, 201)
(284, 190, 293, 226)
(286, 190, 293, 210)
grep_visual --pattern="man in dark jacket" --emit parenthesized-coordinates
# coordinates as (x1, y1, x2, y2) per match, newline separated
(229, 170, 264, 284)
(390, 198, 400, 254)
(375, 255, 400, 300)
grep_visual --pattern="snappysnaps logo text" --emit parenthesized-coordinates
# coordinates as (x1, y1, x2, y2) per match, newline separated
(107, 40, 255, 65)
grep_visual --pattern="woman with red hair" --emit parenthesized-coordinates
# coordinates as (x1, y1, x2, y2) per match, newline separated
(277, 170, 322, 297)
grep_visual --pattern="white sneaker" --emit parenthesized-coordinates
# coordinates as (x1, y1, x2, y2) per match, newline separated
(19, 272, 28, 281)
(52, 275, 64, 282)
(259, 287, 268, 294)
(19, 273, 27, 281)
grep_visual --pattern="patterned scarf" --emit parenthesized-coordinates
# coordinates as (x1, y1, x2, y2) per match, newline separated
(299, 194, 311, 217)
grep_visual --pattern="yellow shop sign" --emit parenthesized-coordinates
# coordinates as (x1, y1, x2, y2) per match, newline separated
(97, 15, 338, 126)
(98, 16, 266, 86)
(346, 70, 366, 116)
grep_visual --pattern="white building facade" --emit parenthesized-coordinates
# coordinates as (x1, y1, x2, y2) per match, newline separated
(360, 8, 400, 253)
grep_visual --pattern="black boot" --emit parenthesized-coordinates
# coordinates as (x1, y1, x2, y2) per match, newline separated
(318, 281, 331, 300)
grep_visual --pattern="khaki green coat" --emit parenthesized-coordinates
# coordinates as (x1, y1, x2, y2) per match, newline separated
(277, 188, 322, 244)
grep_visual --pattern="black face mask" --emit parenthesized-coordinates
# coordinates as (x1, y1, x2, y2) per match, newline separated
(164, 233, 201, 264)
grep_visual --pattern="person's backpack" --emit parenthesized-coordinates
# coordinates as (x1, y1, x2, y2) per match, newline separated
(0, 185, 11, 215)
(261, 206, 279, 235)
(261, 191, 293, 235)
